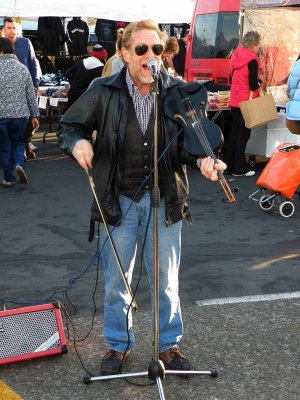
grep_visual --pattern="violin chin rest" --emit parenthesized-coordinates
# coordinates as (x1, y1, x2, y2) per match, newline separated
(182, 82, 204, 95)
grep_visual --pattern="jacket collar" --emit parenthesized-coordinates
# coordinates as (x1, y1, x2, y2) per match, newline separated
(100, 67, 183, 92)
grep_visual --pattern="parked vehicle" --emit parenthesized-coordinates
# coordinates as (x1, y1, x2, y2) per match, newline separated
(185, 0, 240, 84)
(185, 0, 300, 86)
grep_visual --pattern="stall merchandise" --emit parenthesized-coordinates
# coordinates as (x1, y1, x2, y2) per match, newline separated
(37, 17, 65, 56)
(66, 17, 89, 56)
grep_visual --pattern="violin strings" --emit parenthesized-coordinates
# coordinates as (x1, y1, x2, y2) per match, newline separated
(193, 121, 216, 159)
(186, 101, 224, 178)
(184, 99, 216, 159)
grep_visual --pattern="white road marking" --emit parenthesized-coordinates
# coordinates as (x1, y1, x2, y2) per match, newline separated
(195, 291, 300, 306)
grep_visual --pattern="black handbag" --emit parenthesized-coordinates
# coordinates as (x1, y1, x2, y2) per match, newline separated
(286, 118, 300, 135)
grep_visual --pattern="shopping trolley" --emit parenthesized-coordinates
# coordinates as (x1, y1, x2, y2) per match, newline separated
(249, 143, 300, 217)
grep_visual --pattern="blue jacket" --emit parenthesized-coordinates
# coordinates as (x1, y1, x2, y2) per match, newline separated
(15, 37, 41, 88)
(286, 59, 300, 121)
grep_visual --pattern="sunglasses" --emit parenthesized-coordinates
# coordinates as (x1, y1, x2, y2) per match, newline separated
(135, 43, 164, 56)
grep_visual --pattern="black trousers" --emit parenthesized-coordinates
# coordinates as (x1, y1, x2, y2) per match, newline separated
(222, 107, 251, 174)
(24, 119, 33, 146)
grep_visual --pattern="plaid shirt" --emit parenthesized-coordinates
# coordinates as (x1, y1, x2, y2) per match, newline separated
(126, 69, 153, 134)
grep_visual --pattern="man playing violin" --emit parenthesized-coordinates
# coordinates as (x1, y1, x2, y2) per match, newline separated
(57, 19, 226, 375)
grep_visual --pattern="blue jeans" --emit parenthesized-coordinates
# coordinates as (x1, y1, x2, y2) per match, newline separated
(0, 118, 27, 183)
(99, 192, 183, 353)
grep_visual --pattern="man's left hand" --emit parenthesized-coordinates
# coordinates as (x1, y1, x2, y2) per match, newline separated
(199, 157, 227, 181)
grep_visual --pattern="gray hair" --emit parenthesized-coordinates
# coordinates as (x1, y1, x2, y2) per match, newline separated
(241, 31, 261, 49)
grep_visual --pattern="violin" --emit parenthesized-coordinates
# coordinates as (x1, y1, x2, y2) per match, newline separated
(164, 82, 236, 204)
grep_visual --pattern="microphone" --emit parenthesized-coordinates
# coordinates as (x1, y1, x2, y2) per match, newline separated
(147, 58, 159, 80)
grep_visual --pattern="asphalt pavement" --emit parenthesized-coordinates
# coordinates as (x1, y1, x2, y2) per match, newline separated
(0, 126, 300, 400)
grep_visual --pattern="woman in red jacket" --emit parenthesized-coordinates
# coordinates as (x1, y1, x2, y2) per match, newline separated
(223, 31, 262, 177)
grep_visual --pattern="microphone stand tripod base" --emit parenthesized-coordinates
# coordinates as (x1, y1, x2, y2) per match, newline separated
(82, 364, 218, 391)
(148, 360, 165, 381)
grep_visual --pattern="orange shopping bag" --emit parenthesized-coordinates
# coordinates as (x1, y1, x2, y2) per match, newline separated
(256, 143, 300, 199)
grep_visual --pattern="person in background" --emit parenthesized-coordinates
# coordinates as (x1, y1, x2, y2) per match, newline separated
(170, 30, 189, 78)
(67, 44, 107, 107)
(276, 54, 300, 86)
(111, 35, 125, 75)
(102, 32, 124, 77)
(3, 17, 41, 159)
(0, 27, 4, 168)
(161, 36, 179, 74)
(0, 38, 39, 187)
(57, 19, 226, 376)
(117, 28, 124, 39)
(222, 31, 262, 177)
(285, 57, 300, 135)
(94, 18, 117, 60)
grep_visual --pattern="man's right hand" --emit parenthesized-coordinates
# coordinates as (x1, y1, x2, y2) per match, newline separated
(72, 139, 94, 170)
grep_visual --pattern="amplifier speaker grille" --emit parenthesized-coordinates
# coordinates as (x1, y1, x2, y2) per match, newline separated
(0, 303, 67, 365)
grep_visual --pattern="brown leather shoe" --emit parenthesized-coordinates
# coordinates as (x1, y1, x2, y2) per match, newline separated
(159, 346, 191, 371)
(100, 349, 130, 375)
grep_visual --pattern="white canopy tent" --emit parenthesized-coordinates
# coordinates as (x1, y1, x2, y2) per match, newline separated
(0, 0, 195, 23)
(241, 0, 300, 7)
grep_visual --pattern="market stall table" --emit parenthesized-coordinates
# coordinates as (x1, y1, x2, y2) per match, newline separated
(245, 110, 299, 164)
(37, 86, 68, 142)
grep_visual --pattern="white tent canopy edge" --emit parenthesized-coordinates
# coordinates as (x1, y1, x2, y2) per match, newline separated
(0, 0, 195, 23)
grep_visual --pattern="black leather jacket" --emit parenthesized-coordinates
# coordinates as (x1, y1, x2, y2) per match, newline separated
(57, 69, 198, 226)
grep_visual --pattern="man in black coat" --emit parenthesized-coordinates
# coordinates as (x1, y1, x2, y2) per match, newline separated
(57, 19, 226, 376)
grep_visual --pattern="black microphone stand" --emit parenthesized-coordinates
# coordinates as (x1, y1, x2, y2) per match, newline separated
(83, 74, 218, 399)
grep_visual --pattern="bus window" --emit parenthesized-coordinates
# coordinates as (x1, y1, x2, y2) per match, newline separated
(192, 12, 240, 59)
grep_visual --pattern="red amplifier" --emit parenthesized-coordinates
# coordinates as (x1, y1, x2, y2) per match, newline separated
(0, 302, 67, 365)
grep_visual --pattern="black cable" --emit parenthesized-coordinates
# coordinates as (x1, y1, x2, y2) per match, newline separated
(64, 290, 77, 314)
(65, 228, 101, 344)
(59, 302, 96, 377)
(0, 128, 184, 380)
(75, 260, 99, 343)
(0, 127, 183, 310)
(60, 231, 102, 378)
(0, 249, 101, 307)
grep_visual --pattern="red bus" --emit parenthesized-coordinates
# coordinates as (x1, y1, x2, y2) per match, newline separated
(185, 0, 241, 84)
